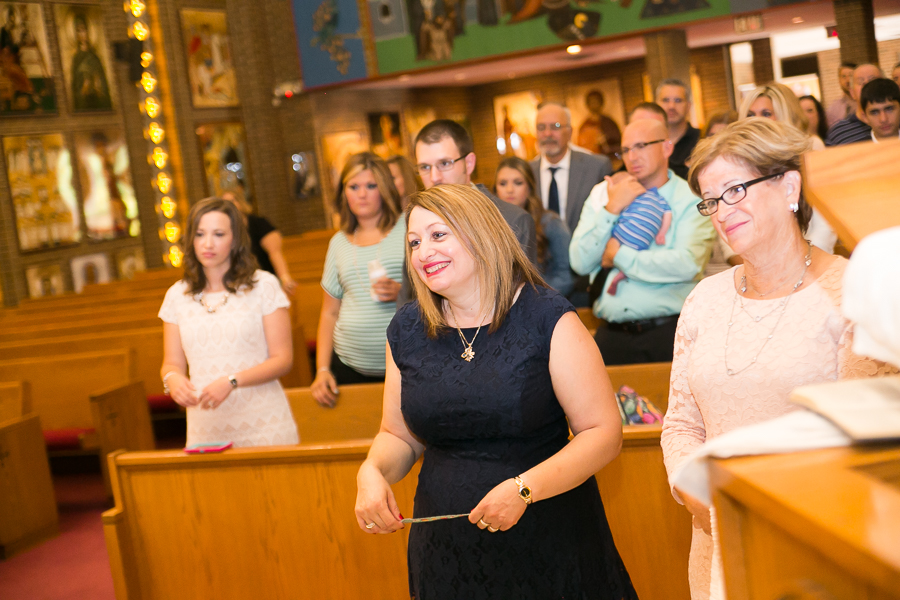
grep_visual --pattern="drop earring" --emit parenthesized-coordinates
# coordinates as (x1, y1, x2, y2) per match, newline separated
(789, 202, 799, 212)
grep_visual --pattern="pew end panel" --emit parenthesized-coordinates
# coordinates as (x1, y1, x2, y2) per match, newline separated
(91, 381, 157, 496)
(286, 383, 385, 443)
(0, 414, 59, 558)
(0, 381, 30, 422)
(103, 443, 419, 600)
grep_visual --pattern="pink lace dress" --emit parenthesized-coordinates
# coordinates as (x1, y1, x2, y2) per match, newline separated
(661, 257, 896, 600)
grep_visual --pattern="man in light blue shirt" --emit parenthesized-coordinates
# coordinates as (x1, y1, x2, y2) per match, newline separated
(570, 119, 716, 365)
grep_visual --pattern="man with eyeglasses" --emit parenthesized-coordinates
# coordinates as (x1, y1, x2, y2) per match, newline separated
(395, 119, 537, 305)
(570, 119, 716, 365)
(529, 102, 612, 233)
(656, 79, 699, 181)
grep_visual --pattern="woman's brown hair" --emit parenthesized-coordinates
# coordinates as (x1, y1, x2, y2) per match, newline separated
(493, 156, 548, 265)
(333, 152, 402, 234)
(688, 118, 813, 232)
(181, 197, 258, 294)
(386, 155, 424, 205)
(406, 184, 546, 339)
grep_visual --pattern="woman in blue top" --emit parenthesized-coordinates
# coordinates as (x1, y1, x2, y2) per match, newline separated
(494, 157, 573, 296)
(311, 153, 406, 407)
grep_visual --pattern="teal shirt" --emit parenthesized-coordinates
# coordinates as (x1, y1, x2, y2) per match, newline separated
(569, 170, 716, 322)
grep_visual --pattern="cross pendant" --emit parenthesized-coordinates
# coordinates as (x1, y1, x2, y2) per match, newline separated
(461, 347, 475, 362)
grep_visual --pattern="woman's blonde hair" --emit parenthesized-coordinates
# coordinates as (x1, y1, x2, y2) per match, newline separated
(738, 82, 809, 133)
(493, 156, 548, 265)
(688, 118, 813, 232)
(334, 152, 402, 234)
(406, 184, 545, 339)
(181, 197, 258, 294)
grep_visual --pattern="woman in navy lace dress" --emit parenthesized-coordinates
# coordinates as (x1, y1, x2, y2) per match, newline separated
(355, 184, 637, 599)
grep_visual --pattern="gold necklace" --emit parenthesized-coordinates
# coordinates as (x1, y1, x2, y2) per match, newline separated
(448, 305, 487, 363)
(196, 291, 230, 313)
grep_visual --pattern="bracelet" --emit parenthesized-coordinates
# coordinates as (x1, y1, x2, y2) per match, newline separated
(162, 371, 178, 395)
(317, 367, 332, 374)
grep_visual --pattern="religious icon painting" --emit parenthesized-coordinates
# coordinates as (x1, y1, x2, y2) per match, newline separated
(565, 80, 626, 165)
(54, 5, 114, 112)
(320, 129, 368, 201)
(3, 133, 80, 251)
(180, 9, 239, 108)
(0, 2, 57, 114)
(492, 91, 543, 161)
(367, 112, 405, 160)
(70, 252, 110, 293)
(115, 247, 145, 280)
(289, 151, 319, 200)
(25, 263, 63, 298)
(73, 129, 140, 240)
(195, 121, 253, 198)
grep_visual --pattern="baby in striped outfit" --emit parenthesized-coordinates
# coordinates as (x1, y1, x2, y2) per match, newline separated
(607, 187, 672, 295)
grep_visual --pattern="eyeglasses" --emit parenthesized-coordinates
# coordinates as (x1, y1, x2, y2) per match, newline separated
(615, 139, 664, 160)
(417, 156, 465, 176)
(536, 122, 570, 133)
(696, 172, 786, 216)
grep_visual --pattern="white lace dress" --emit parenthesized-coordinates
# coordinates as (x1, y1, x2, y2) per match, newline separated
(159, 270, 300, 447)
(661, 257, 896, 600)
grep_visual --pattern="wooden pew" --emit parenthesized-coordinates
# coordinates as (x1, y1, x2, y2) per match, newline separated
(0, 349, 136, 449)
(600, 362, 692, 600)
(0, 381, 30, 422)
(91, 381, 156, 495)
(103, 443, 418, 600)
(0, 315, 162, 344)
(287, 382, 384, 443)
(0, 414, 59, 558)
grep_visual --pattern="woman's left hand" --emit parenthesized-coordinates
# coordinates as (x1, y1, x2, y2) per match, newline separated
(469, 478, 527, 533)
(198, 377, 233, 410)
(372, 277, 401, 302)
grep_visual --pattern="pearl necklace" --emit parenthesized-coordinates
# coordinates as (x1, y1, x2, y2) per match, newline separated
(196, 291, 230, 313)
(724, 245, 812, 377)
(448, 305, 487, 363)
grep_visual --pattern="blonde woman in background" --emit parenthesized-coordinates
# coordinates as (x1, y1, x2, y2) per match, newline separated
(738, 82, 835, 252)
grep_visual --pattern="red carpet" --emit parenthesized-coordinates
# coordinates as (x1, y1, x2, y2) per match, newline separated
(0, 474, 116, 600)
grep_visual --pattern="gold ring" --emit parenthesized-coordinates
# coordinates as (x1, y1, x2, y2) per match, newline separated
(477, 518, 490, 528)
(365, 522, 375, 529)
(487, 526, 499, 533)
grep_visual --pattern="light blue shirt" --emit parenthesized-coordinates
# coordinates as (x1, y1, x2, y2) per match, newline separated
(569, 170, 716, 323)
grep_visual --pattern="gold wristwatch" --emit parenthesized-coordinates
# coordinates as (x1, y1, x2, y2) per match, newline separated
(514, 476, 532, 505)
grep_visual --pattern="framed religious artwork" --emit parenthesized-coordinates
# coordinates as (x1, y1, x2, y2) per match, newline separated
(25, 263, 63, 298)
(73, 129, 140, 240)
(54, 4, 114, 112)
(0, 2, 57, 114)
(70, 252, 110, 293)
(195, 121, 252, 198)
(115, 247, 145, 280)
(3, 133, 80, 251)
(404, 107, 436, 149)
(565, 79, 626, 165)
(289, 151, 319, 200)
(180, 9, 239, 108)
(367, 112, 405, 159)
(492, 91, 543, 160)
(319, 129, 368, 198)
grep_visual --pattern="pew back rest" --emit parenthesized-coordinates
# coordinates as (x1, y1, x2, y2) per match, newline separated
(287, 382, 385, 443)
(606, 362, 672, 413)
(0, 349, 136, 431)
(0, 381, 30, 422)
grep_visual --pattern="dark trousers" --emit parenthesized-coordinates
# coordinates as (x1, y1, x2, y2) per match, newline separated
(594, 317, 679, 366)
(330, 351, 384, 385)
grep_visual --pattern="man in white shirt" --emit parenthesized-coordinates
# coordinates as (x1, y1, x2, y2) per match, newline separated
(860, 78, 900, 142)
(529, 102, 611, 233)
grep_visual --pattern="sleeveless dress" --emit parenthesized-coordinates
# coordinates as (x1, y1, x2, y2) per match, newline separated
(158, 270, 299, 447)
(387, 285, 637, 600)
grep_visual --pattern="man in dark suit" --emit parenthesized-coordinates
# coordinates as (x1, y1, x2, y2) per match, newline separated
(529, 102, 612, 234)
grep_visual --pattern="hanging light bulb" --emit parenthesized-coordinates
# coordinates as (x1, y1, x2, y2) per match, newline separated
(156, 171, 172, 193)
(140, 52, 153, 67)
(132, 21, 149, 41)
(160, 196, 176, 219)
(164, 221, 181, 243)
(151, 147, 168, 169)
(169, 245, 184, 268)
(147, 122, 164, 143)
(143, 96, 160, 118)
(141, 72, 156, 93)
(127, 1, 146, 17)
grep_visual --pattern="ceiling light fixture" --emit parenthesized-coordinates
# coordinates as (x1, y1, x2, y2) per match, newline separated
(567, 45, 582, 55)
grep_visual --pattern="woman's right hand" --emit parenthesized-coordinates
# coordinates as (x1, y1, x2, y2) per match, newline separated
(676, 487, 712, 535)
(311, 369, 339, 408)
(168, 373, 199, 407)
(355, 462, 404, 534)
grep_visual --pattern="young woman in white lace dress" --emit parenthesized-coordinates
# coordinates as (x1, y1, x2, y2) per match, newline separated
(661, 119, 896, 600)
(159, 198, 299, 447)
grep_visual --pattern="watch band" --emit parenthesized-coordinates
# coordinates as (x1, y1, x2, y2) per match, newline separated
(228, 374, 238, 388)
(514, 476, 532, 505)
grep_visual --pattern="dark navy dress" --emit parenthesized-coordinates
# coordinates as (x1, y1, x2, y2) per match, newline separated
(387, 285, 637, 600)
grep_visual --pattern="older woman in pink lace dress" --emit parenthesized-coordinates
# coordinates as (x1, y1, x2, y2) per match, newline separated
(660, 118, 896, 600)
